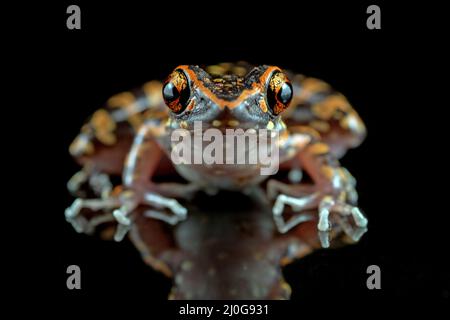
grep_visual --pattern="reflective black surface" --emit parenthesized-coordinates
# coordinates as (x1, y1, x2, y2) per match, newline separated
(29, 0, 448, 312)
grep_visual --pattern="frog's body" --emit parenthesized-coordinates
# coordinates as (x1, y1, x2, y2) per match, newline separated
(65, 62, 368, 245)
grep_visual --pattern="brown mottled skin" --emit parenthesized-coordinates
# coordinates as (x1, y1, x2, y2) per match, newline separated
(66, 62, 368, 299)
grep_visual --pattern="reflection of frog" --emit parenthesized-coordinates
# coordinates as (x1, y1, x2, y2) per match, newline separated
(65, 62, 368, 245)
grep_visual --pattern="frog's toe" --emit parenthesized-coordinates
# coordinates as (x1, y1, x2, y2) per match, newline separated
(67, 170, 89, 196)
(318, 216, 366, 248)
(67, 168, 113, 199)
(272, 193, 320, 233)
(65, 190, 137, 239)
(318, 231, 331, 248)
(317, 196, 367, 230)
(66, 215, 88, 233)
(319, 198, 367, 230)
(144, 209, 184, 225)
(110, 191, 187, 234)
(351, 207, 368, 227)
(65, 198, 82, 219)
(114, 223, 131, 242)
(316, 196, 368, 247)
(65, 197, 121, 220)
(317, 196, 334, 231)
(113, 208, 132, 225)
(143, 192, 188, 223)
(65, 198, 121, 236)
(348, 226, 368, 242)
(272, 192, 368, 246)
(89, 172, 113, 199)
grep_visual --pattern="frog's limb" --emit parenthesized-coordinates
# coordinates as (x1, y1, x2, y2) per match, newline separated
(270, 130, 367, 244)
(65, 189, 188, 239)
(88, 172, 113, 198)
(65, 120, 191, 233)
(67, 165, 113, 199)
(67, 121, 134, 200)
(112, 121, 193, 230)
(65, 197, 121, 234)
(272, 187, 367, 247)
(155, 182, 202, 200)
(65, 83, 190, 237)
(67, 212, 116, 235)
(65, 197, 121, 220)
(144, 209, 183, 226)
(267, 179, 316, 201)
(66, 211, 130, 242)
(112, 191, 187, 226)
(67, 167, 89, 196)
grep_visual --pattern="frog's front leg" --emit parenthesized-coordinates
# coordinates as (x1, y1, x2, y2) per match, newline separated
(67, 81, 167, 198)
(66, 120, 198, 238)
(111, 121, 201, 229)
(270, 130, 368, 246)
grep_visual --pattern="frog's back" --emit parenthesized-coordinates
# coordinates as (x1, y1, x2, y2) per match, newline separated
(282, 73, 366, 158)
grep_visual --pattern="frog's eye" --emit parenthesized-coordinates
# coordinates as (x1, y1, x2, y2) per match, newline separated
(266, 71, 293, 115)
(162, 69, 191, 114)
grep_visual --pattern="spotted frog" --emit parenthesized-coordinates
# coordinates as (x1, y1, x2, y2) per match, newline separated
(65, 62, 368, 246)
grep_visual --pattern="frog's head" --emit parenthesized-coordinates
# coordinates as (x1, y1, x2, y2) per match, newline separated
(162, 64, 293, 133)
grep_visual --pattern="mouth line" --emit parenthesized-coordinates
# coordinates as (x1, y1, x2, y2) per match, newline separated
(182, 125, 277, 135)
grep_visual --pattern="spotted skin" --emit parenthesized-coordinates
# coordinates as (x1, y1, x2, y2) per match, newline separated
(69, 81, 168, 174)
(67, 62, 367, 251)
(284, 74, 366, 158)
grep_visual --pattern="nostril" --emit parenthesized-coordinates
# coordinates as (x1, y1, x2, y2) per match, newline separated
(227, 120, 240, 127)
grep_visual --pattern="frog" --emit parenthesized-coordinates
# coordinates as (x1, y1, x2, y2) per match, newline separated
(65, 62, 368, 247)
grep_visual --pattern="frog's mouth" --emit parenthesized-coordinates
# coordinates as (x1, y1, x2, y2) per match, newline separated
(169, 124, 280, 176)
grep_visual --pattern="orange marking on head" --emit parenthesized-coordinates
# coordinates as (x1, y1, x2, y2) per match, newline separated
(259, 96, 268, 113)
(178, 65, 281, 110)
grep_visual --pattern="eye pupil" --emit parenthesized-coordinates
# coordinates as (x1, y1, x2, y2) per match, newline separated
(266, 71, 292, 115)
(163, 82, 179, 102)
(162, 69, 191, 114)
(277, 82, 293, 105)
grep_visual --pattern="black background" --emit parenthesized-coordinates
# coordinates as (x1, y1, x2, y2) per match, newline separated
(25, 0, 448, 314)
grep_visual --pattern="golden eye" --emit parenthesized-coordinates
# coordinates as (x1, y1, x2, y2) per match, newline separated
(266, 71, 293, 115)
(162, 69, 190, 114)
